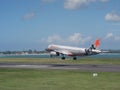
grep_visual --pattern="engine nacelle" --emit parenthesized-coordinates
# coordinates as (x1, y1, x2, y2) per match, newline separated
(50, 51, 59, 56)
(50, 51, 57, 55)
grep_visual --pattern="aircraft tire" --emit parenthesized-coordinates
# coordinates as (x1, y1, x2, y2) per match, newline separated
(61, 57, 65, 60)
(73, 57, 77, 60)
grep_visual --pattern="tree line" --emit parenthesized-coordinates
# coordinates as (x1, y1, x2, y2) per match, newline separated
(0, 49, 47, 55)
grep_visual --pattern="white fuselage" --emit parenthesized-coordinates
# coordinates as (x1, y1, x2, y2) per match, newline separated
(51, 45, 85, 55)
(46, 39, 101, 59)
(47, 44, 101, 56)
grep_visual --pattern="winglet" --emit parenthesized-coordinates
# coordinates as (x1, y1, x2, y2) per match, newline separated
(94, 39, 100, 48)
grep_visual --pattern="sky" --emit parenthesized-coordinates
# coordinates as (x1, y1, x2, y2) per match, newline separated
(0, 0, 120, 51)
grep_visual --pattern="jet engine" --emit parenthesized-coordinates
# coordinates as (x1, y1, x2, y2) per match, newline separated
(50, 51, 60, 57)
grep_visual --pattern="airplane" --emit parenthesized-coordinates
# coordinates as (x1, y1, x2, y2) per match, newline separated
(46, 39, 101, 60)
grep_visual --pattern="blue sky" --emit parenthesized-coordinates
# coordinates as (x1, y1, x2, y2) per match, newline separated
(0, 0, 120, 51)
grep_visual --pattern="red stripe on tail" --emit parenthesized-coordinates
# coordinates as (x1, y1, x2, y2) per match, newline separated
(94, 39, 100, 48)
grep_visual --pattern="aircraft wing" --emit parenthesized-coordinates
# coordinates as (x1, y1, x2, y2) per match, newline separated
(54, 50, 73, 56)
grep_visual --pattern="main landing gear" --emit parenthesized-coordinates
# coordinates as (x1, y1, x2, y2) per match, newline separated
(61, 57, 66, 60)
(73, 57, 77, 60)
(61, 54, 66, 60)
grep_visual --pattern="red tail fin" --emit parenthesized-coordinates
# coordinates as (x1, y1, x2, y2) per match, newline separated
(94, 39, 100, 48)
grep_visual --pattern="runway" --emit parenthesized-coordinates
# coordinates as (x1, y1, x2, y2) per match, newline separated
(0, 63, 120, 72)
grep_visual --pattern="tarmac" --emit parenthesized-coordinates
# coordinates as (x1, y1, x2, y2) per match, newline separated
(0, 63, 120, 72)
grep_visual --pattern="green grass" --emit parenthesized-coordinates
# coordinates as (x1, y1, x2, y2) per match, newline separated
(0, 58, 119, 90)
(0, 58, 120, 65)
(0, 68, 120, 90)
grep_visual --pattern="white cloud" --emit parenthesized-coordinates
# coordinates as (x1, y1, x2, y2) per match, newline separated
(105, 12, 120, 22)
(68, 33, 82, 43)
(46, 35, 62, 43)
(68, 33, 91, 44)
(42, 33, 92, 45)
(23, 12, 35, 20)
(64, 0, 94, 10)
(105, 33, 113, 39)
(100, 0, 109, 3)
(64, 0, 108, 10)
(41, 0, 109, 10)
(114, 36, 120, 41)
(105, 33, 120, 41)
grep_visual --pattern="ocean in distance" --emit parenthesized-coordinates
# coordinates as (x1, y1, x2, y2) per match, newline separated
(0, 53, 120, 59)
